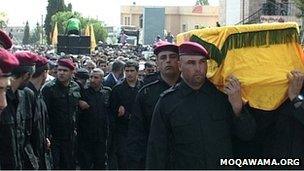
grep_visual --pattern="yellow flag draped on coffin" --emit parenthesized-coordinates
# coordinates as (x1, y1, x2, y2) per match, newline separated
(177, 22, 304, 110)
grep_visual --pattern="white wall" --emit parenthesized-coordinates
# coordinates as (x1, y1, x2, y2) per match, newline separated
(225, 0, 241, 25)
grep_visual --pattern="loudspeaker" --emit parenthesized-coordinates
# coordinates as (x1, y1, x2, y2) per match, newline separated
(57, 47, 90, 54)
(57, 35, 91, 55)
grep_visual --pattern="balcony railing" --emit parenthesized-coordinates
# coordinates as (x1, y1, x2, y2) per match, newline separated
(236, 2, 300, 25)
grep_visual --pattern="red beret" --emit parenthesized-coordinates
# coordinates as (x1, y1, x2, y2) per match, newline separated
(35, 56, 49, 73)
(13, 51, 38, 74)
(0, 30, 12, 50)
(153, 41, 178, 55)
(57, 58, 75, 70)
(179, 41, 209, 58)
(35, 56, 48, 68)
(0, 48, 19, 76)
(14, 51, 38, 66)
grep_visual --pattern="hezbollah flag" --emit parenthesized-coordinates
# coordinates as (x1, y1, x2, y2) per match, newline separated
(52, 22, 58, 47)
(84, 24, 96, 52)
(177, 22, 304, 110)
(90, 25, 96, 52)
(85, 25, 90, 36)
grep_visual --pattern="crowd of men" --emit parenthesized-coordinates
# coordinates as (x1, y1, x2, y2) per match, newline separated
(0, 27, 304, 170)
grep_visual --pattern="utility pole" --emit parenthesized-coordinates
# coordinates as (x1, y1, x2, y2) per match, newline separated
(41, 14, 44, 44)
(301, 11, 304, 44)
(242, 0, 245, 24)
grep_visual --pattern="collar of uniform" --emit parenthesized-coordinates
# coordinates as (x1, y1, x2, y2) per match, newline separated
(26, 81, 38, 96)
(111, 72, 118, 82)
(179, 79, 214, 97)
(88, 85, 103, 93)
(55, 78, 72, 88)
(123, 78, 142, 88)
(6, 88, 19, 102)
(158, 74, 182, 89)
(158, 75, 172, 88)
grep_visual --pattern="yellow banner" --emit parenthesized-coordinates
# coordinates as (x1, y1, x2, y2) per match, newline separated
(51, 22, 58, 47)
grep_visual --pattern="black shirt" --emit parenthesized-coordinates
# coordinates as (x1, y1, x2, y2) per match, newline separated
(127, 76, 178, 168)
(146, 79, 256, 169)
(42, 79, 81, 140)
(111, 79, 143, 134)
(78, 86, 111, 141)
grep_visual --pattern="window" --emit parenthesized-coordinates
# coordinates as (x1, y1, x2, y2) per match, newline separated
(182, 24, 187, 32)
(127, 17, 130, 25)
(124, 16, 131, 25)
(139, 15, 143, 28)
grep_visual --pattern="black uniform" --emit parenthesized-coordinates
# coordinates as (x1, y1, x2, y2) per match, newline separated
(127, 77, 177, 169)
(146, 80, 256, 169)
(233, 108, 277, 162)
(110, 79, 143, 169)
(26, 82, 51, 169)
(78, 85, 111, 169)
(142, 72, 159, 85)
(42, 79, 81, 169)
(268, 90, 304, 169)
(0, 87, 36, 169)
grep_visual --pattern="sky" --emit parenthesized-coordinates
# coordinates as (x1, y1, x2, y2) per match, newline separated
(0, 0, 219, 27)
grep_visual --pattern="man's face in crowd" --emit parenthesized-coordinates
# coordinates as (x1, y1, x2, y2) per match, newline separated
(98, 62, 107, 71)
(77, 78, 88, 87)
(125, 66, 138, 83)
(17, 72, 32, 89)
(89, 72, 103, 89)
(0, 77, 10, 112)
(118, 68, 125, 79)
(156, 51, 179, 76)
(179, 55, 207, 88)
(42, 70, 48, 85)
(85, 63, 95, 72)
(49, 67, 57, 77)
(57, 66, 73, 83)
(145, 66, 156, 75)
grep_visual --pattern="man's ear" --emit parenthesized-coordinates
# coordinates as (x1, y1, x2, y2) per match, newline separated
(178, 60, 182, 72)
(22, 72, 31, 80)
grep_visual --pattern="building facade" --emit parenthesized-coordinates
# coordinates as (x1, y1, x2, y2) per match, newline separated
(120, 5, 219, 36)
(220, 0, 301, 26)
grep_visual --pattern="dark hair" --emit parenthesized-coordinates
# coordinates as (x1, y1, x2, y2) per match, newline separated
(12, 72, 28, 79)
(96, 58, 107, 66)
(112, 60, 125, 72)
(144, 61, 156, 68)
(124, 60, 139, 71)
(32, 70, 46, 78)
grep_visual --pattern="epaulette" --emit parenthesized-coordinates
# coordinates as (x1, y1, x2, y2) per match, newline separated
(103, 86, 112, 92)
(139, 79, 160, 95)
(112, 81, 123, 90)
(69, 80, 81, 92)
(160, 86, 176, 98)
(41, 79, 56, 90)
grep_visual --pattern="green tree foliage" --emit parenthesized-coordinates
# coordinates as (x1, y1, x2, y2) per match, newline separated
(51, 11, 81, 35)
(44, 0, 68, 44)
(22, 21, 30, 45)
(51, 11, 108, 42)
(67, 3, 73, 11)
(83, 18, 108, 42)
(0, 21, 5, 29)
(30, 22, 42, 44)
(293, 0, 304, 42)
(0, 12, 7, 29)
(294, 0, 304, 12)
(196, 0, 209, 5)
